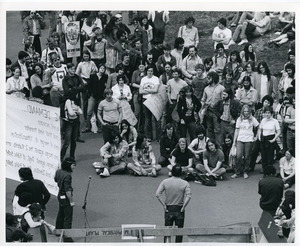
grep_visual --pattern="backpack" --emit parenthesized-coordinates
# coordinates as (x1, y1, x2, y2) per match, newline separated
(194, 173, 217, 186)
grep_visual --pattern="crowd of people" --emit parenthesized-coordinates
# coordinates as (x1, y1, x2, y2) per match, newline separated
(6, 10, 296, 242)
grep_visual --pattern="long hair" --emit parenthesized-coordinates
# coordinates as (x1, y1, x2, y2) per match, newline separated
(104, 16, 118, 36)
(34, 63, 44, 81)
(257, 61, 271, 80)
(205, 138, 219, 151)
(120, 119, 131, 142)
(239, 104, 253, 123)
(244, 43, 255, 63)
(230, 50, 242, 63)
(85, 11, 98, 27)
(136, 134, 146, 150)
(139, 15, 149, 29)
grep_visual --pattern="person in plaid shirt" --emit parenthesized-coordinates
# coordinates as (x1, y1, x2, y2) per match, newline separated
(127, 134, 161, 177)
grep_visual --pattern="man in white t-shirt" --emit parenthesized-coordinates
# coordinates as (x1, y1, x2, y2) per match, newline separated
(212, 18, 232, 50)
(46, 52, 67, 107)
(139, 65, 160, 141)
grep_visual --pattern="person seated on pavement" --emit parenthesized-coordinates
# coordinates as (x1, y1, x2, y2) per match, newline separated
(119, 119, 137, 156)
(221, 134, 236, 172)
(278, 148, 295, 190)
(195, 138, 226, 180)
(167, 138, 194, 177)
(188, 126, 208, 167)
(93, 131, 129, 177)
(127, 134, 161, 177)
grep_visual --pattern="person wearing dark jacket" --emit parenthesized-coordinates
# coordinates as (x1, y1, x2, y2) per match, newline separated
(177, 85, 201, 142)
(213, 87, 242, 144)
(158, 123, 178, 167)
(14, 167, 50, 217)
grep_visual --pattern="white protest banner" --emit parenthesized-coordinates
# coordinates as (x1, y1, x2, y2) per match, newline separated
(65, 21, 81, 58)
(143, 84, 168, 121)
(120, 100, 137, 126)
(6, 96, 61, 195)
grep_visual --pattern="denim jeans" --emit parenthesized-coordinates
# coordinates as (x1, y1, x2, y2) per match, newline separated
(179, 121, 196, 142)
(61, 120, 79, 161)
(81, 84, 89, 120)
(55, 203, 73, 230)
(165, 205, 184, 243)
(286, 128, 295, 150)
(85, 96, 101, 130)
(236, 141, 253, 175)
(205, 109, 222, 146)
(142, 104, 161, 140)
(55, 203, 73, 242)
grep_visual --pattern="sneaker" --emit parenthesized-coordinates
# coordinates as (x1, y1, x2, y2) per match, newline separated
(100, 168, 110, 177)
(243, 173, 249, 179)
(274, 31, 281, 35)
(228, 39, 236, 47)
(168, 172, 172, 177)
(231, 174, 238, 179)
(238, 39, 248, 46)
(194, 180, 202, 184)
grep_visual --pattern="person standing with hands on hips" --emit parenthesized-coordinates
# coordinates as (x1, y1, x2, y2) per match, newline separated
(55, 158, 76, 242)
(156, 165, 192, 243)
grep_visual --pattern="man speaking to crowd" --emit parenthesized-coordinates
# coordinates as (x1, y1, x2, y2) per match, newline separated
(156, 165, 192, 243)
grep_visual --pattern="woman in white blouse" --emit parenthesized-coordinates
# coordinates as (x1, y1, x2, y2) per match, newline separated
(279, 148, 295, 189)
(112, 74, 132, 102)
(257, 106, 281, 173)
(6, 67, 29, 99)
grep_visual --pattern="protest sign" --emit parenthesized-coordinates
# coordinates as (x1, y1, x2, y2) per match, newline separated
(6, 96, 61, 195)
(143, 84, 168, 121)
(65, 21, 81, 58)
(120, 100, 137, 126)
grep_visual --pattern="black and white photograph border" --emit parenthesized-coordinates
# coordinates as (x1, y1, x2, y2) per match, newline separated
(1, 0, 299, 245)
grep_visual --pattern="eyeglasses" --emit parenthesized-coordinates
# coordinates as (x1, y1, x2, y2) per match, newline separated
(259, 67, 264, 69)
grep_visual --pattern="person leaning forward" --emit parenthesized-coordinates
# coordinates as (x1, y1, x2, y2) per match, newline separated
(156, 165, 192, 243)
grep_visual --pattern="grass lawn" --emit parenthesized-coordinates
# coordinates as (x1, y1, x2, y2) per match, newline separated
(164, 11, 290, 76)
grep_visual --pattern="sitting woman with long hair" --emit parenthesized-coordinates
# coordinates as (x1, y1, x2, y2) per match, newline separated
(239, 43, 257, 67)
(127, 134, 161, 177)
(119, 119, 137, 156)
